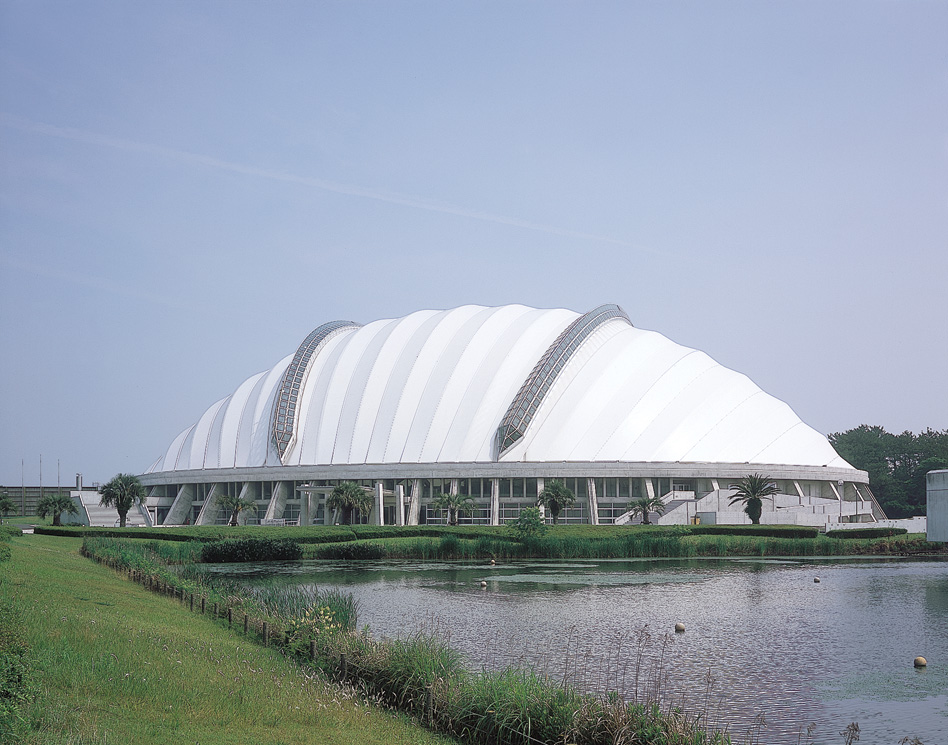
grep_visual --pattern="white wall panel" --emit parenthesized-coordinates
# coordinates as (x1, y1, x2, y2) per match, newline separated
(285, 331, 352, 466)
(247, 355, 292, 467)
(363, 310, 441, 463)
(333, 319, 400, 464)
(388, 306, 484, 462)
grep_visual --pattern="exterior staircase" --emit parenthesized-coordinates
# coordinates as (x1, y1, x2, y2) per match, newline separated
(77, 491, 151, 527)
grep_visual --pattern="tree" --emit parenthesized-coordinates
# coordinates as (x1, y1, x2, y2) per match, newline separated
(628, 495, 666, 525)
(326, 481, 373, 525)
(829, 425, 948, 518)
(0, 490, 16, 524)
(36, 492, 79, 526)
(432, 492, 475, 525)
(215, 491, 257, 526)
(99, 473, 147, 528)
(536, 479, 575, 524)
(728, 474, 779, 525)
(509, 506, 547, 539)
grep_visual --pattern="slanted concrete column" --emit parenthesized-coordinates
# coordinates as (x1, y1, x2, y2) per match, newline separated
(408, 479, 422, 525)
(490, 479, 500, 525)
(396, 484, 405, 526)
(375, 482, 384, 526)
(644, 478, 656, 500)
(587, 478, 600, 525)
(536, 477, 545, 520)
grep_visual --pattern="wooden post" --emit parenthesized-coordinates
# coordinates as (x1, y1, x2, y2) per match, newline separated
(190, 593, 194, 612)
(201, 597, 206, 615)
(213, 602, 218, 618)
(227, 608, 232, 627)
(243, 614, 249, 634)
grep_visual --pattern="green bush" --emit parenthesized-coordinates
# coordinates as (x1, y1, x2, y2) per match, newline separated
(200, 537, 303, 563)
(690, 524, 819, 539)
(0, 526, 22, 540)
(0, 544, 9, 563)
(35, 524, 358, 544)
(825, 527, 908, 539)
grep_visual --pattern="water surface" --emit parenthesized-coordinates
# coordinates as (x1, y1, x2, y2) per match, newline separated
(208, 557, 948, 744)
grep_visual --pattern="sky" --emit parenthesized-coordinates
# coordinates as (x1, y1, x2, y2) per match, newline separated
(1, 1, 946, 488)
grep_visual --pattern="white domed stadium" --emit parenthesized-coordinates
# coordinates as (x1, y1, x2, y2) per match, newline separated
(138, 304, 882, 527)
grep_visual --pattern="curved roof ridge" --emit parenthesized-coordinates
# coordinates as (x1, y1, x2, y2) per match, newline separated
(271, 319, 361, 460)
(495, 304, 631, 456)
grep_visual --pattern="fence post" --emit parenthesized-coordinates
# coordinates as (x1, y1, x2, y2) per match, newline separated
(213, 602, 218, 618)
(243, 614, 249, 635)
(190, 593, 194, 612)
(227, 608, 232, 627)
(201, 597, 206, 615)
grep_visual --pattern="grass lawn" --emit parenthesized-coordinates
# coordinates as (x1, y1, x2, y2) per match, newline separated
(0, 533, 457, 745)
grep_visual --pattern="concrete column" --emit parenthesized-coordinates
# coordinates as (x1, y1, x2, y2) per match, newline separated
(324, 490, 333, 525)
(587, 478, 600, 525)
(408, 479, 422, 525)
(396, 484, 405, 526)
(536, 476, 545, 520)
(375, 482, 384, 526)
(644, 478, 655, 500)
(490, 478, 500, 526)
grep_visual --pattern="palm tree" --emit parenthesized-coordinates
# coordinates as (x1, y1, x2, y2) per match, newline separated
(628, 495, 666, 525)
(36, 492, 79, 526)
(326, 481, 373, 525)
(432, 492, 476, 525)
(215, 492, 257, 526)
(98, 473, 147, 528)
(0, 490, 16, 524)
(728, 473, 779, 525)
(536, 479, 575, 524)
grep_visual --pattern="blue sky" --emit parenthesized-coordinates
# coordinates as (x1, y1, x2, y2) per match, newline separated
(1, 1, 945, 487)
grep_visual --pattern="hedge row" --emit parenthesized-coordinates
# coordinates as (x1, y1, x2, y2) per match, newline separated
(33, 524, 359, 544)
(690, 525, 820, 539)
(200, 537, 304, 563)
(824, 527, 908, 539)
(0, 526, 22, 540)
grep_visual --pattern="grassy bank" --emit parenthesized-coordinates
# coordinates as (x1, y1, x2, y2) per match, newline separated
(302, 530, 940, 561)
(33, 523, 945, 561)
(0, 533, 459, 745)
(73, 535, 730, 745)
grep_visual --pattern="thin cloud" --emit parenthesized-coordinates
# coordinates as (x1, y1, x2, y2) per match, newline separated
(1, 112, 654, 252)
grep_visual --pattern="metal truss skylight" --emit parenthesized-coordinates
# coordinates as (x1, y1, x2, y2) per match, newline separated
(272, 319, 361, 459)
(495, 304, 631, 456)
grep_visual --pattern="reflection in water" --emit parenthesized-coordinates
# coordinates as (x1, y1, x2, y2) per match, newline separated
(207, 557, 948, 745)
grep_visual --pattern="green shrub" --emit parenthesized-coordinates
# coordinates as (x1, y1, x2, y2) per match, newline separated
(0, 544, 9, 563)
(0, 526, 22, 540)
(37, 524, 358, 544)
(200, 537, 303, 562)
(825, 527, 908, 539)
(690, 524, 819, 539)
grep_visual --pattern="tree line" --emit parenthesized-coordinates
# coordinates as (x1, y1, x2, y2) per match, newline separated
(829, 425, 948, 518)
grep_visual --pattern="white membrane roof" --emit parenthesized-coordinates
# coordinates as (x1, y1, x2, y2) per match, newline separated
(147, 304, 854, 473)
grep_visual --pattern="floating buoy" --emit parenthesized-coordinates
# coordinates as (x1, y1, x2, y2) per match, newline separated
(674, 622, 685, 633)
(914, 656, 927, 668)
(490, 559, 496, 565)
(814, 577, 821, 583)
(480, 581, 487, 588)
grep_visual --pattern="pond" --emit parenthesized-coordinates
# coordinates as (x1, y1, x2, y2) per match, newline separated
(206, 557, 948, 745)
